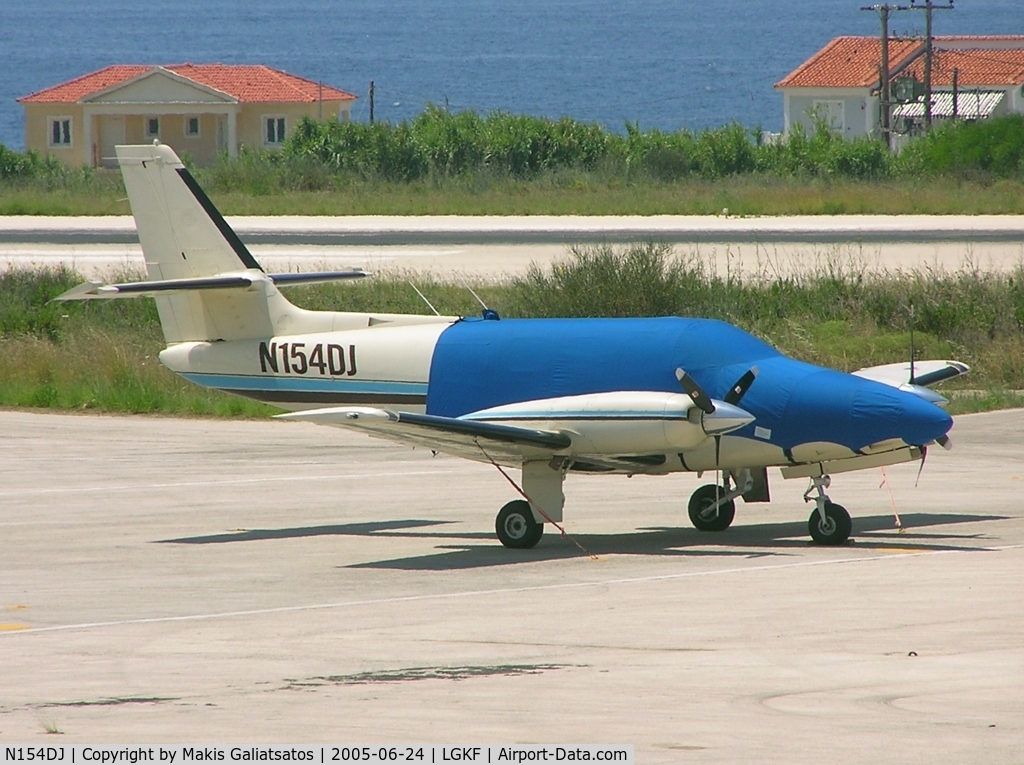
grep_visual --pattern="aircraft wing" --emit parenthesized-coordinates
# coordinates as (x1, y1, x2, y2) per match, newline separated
(853, 360, 969, 388)
(277, 406, 572, 465)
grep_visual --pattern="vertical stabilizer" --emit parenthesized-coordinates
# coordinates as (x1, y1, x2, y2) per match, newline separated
(116, 143, 283, 343)
(117, 144, 262, 280)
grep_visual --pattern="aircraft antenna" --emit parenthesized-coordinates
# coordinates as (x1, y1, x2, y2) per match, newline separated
(408, 282, 441, 316)
(458, 275, 488, 311)
(458, 275, 500, 319)
(909, 301, 916, 384)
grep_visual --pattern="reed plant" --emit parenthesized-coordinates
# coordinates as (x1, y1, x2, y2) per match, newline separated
(4, 245, 1020, 417)
(4, 111, 1024, 214)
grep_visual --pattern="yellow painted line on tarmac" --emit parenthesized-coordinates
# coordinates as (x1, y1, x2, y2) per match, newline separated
(5, 604, 31, 610)
(0, 623, 30, 631)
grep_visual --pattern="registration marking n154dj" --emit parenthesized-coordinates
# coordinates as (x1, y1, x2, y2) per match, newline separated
(258, 341, 357, 376)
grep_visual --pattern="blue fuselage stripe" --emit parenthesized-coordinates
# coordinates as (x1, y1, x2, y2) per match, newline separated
(180, 373, 427, 396)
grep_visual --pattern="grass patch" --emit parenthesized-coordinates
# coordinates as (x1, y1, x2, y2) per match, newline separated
(2, 244, 1023, 417)
(5, 173, 1024, 217)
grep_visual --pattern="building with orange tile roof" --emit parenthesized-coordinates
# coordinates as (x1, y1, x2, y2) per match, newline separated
(775, 36, 1024, 142)
(18, 65, 357, 167)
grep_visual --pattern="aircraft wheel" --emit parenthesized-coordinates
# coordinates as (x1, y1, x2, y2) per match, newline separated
(495, 500, 544, 549)
(688, 484, 736, 531)
(808, 501, 852, 545)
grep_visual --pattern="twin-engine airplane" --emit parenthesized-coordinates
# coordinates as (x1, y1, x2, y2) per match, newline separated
(59, 144, 968, 549)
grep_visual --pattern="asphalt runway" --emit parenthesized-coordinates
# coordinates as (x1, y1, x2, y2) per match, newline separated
(2, 215, 1023, 281)
(1, 409, 1021, 760)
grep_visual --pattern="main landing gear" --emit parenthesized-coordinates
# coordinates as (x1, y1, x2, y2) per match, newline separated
(686, 471, 853, 545)
(687, 469, 754, 532)
(495, 500, 544, 549)
(493, 460, 565, 550)
(688, 484, 736, 531)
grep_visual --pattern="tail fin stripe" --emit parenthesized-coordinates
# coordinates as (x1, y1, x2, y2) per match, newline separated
(174, 167, 263, 271)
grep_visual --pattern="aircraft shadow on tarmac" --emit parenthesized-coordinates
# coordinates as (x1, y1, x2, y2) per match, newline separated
(156, 519, 451, 545)
(156, 512, 1007, 571)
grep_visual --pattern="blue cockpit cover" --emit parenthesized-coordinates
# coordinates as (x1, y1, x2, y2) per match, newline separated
(425, 316, 952, 452)
(425, 317, 780, 418)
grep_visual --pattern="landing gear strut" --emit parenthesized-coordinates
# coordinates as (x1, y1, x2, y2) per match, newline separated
(493, 460, 564, 549)
(804, 475, 852, 545)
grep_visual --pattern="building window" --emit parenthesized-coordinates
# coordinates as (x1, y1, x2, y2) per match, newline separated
(49, 117, 72, 147)
(185, 116, 200, 138)
(811, 100, 845, 134)
(264, 116, 286, 145)
(146, 117, 160, 138)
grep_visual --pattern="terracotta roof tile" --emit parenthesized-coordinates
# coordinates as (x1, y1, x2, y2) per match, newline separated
(18, 65, 149, 103)
(19, 64, 356, 103)
(776, 36, 924, 89)
(901, 48, 1024, 86)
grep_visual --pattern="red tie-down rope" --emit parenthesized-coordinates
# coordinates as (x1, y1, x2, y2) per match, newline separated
(476, 440, 599, 560)
(879, 466, 906, 532)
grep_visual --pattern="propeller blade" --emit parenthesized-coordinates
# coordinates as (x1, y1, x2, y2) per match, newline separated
(915, 445, 927, 488)
(936, 434, 952, 450)
(675, 368, 715, 414)
(724, 366, 759, 405)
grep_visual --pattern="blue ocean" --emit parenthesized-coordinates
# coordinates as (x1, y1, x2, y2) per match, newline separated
(1, 0, 1022, 151)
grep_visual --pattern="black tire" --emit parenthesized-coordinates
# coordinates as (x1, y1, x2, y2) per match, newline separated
(688, 484, 736, 531)
(495, 499, 544, 549)
(808, 501, 852, 545)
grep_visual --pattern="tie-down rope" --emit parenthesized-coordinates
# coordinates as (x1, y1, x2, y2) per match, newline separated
(476, 440, 599, 560)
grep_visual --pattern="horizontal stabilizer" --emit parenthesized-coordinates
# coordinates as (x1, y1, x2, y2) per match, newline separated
(268, 270, 369, 287)
(54, 270, 368, 301)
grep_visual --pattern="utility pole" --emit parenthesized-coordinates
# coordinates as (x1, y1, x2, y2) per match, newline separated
(879, 5, 892, 147)
(369, 80, 375, 124)
(862, 4, 904, 148)
(924, 0, 933, 128)
(951, 67, 959, 119)
(909, 0, 954, 131)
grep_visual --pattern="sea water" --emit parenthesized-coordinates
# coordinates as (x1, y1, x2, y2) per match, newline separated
(1, 0, 1021, 151)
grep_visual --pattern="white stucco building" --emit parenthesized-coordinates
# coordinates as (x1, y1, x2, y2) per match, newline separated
(776, 36, 1024, 140)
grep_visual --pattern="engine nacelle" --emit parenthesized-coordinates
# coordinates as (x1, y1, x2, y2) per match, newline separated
(461, 391, 752, 455)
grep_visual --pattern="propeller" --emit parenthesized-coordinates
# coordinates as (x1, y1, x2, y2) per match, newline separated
(675, 367, 759, 474)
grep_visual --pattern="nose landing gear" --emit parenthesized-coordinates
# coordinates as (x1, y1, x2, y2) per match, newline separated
(804, 475, 852, 545)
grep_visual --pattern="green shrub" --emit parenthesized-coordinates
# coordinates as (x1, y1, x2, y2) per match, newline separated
(901, 114, 1024, 177)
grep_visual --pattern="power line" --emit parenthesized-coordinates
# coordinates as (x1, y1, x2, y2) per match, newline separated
(862, 1, 954, 139)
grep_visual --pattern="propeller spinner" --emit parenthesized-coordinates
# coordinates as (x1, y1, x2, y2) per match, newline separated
(675, 367, 757, 437)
